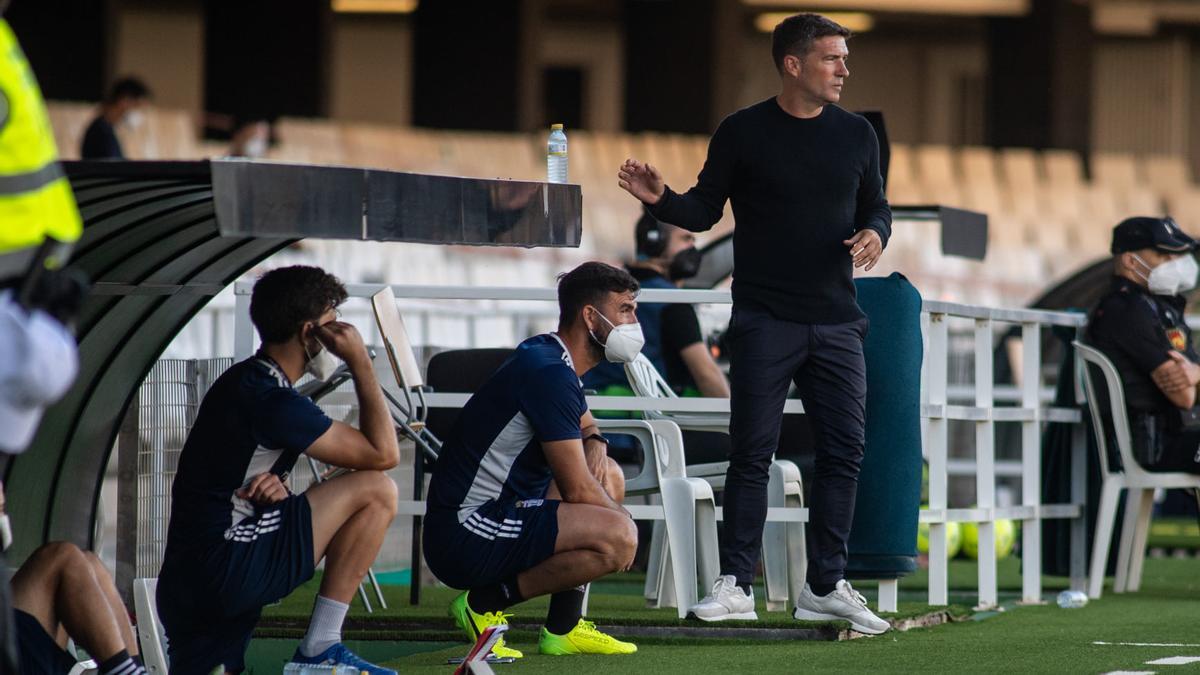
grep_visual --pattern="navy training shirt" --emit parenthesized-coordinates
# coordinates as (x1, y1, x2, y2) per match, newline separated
(162, 355, 333, 555)
(427, 333, 587, 522)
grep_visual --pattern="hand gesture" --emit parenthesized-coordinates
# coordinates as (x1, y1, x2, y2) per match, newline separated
(236, 472, 289, 506)
(313, 321, 369, 368)
(618, 159, 665, 205)
(845, 229, 884, 272)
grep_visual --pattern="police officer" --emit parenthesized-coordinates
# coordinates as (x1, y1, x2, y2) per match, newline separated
(1088, 216, 1200, 474)
(0, 6, 87, 672)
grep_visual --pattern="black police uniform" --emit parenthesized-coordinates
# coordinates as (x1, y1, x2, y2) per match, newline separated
(1088, 277, 1200, 472)
(1087, 215, 1200, 474)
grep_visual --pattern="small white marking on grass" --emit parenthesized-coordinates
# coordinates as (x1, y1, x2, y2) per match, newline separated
(1094, 642, 1200, 648)
(1146, 657, 1200, 666)
(1101, 671, 1155, 674)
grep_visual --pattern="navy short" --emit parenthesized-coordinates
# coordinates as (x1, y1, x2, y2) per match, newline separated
(424, 498, 561, 589)
(15, 610, 75, 675)
(157, 494, 315, 675)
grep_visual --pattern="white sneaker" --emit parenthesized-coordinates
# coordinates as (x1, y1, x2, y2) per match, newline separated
(792, 580, 890, 635)
(687, 575, 758, 622)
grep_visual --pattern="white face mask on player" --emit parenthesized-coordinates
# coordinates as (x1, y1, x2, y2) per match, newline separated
(1132, 254, 1199, 296)
(588, 308, 645, 364)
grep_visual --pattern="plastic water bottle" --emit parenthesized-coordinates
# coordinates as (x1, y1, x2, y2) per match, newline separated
(282, 663, 365, 675)
(1056, 590, 1088, 608)
(547, 123, 568, 183)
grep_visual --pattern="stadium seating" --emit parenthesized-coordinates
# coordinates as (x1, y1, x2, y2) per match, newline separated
(45, 101, 1200, 307)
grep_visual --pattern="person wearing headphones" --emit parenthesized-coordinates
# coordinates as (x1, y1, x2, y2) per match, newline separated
(583, 211, 729, 400)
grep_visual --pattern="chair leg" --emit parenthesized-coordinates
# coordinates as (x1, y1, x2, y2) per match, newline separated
(1088, 480, 1121, 599)
(763, 460, 803, 611)
(1125, 488, 1155, 592)
(878, 579, 899, 613)
(644, 517, 666, 605)
(1114, 487, 1141, 593)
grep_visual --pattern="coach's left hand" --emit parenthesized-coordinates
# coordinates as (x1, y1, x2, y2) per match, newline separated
(236, 472, 289, 505)
(844, 229, 883, 272)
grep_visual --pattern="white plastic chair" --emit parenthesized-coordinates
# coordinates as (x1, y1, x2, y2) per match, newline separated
(1074, 342, 1200, 599)
(133, 578, 169, 675)
(622, 353, 806, 612)
(602, 418, 719, 618)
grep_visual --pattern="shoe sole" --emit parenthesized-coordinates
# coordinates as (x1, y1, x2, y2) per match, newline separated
(792, 607, 888, 635)
(686, 610, 759, 622)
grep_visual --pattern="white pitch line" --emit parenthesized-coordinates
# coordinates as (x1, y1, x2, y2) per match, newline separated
(1146, 657, 1200, 666)
(1101, 671, 1155, 675)
(1094, 642, 1200, 648)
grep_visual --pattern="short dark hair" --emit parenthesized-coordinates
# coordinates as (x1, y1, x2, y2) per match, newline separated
(250, 265, 347, 344)
(772, 13, 851, 73)
(106, 77, 151, 104)
(556, 262, 639, 330)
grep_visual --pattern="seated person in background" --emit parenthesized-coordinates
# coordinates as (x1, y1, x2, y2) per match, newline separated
(1088, 216, 1200, 474)
(227, 116, 271, 158)
(424, 262, 640, 659)
(584, 211, 729, 399)
(156, 266, 401, 675)
(12, 541, 145, 675)
(81, 77, 151, 160)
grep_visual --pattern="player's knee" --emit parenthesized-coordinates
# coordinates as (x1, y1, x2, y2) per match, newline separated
(602, 517, 637, 572)
(367, 471, 399, 518)
(37, 540, 85, 567)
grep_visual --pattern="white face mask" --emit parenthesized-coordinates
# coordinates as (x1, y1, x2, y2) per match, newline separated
(123, 109, 145, 130)
(1134, 254, 1199, 295)
(589, 309, 645, 364)
(303, 335, 341, 382)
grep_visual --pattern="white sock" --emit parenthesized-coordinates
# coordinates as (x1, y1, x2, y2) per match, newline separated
(299, 595, 350, 657)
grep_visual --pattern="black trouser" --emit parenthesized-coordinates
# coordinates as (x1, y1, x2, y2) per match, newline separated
(722, 304, 869, 588)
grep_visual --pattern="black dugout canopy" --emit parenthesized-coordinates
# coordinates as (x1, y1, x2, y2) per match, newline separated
(2, 159, 581, 559)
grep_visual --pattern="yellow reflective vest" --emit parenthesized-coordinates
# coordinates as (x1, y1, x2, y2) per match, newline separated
(0, 19, 82, 254)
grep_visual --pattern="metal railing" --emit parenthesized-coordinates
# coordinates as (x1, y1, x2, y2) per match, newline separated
(230, 282, 1090, 609)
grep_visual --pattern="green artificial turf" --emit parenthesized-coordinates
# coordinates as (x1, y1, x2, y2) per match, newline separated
(250, 556, 1200, 673)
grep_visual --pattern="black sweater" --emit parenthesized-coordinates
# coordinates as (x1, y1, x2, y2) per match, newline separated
(649, 98, 891, 324)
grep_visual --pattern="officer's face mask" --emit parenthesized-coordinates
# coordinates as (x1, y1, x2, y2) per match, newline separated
(1132, 253, 1199, 296)
(668, 246, 702, 281)
(302, 323, 341, 382)
(588, 307, 645, 363)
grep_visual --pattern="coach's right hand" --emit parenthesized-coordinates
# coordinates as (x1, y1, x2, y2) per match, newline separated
(314, 321, 370, 369)
(618, 158, 665, 205)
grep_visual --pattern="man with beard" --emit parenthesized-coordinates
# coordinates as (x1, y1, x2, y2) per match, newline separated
(585, 212, 729, 400)
(425, 262, 641, 659)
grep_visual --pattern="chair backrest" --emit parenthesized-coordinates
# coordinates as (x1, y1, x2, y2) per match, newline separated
(1073, 341, 1140, 479)
(371, 286, 424, 390)
(424, 348, 514, 440)
(623, 353, 677, 417)
(133, 578, 169, 675)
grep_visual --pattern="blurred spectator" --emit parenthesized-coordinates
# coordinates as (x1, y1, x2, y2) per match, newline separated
(80, 77, 151, 159)
(227, 116, 271, 158)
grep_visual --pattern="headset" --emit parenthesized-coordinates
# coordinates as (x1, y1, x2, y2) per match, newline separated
(635, 210, 669, 259)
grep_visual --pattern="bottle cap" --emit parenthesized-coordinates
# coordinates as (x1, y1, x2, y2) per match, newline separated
(551, 123, 564, 130)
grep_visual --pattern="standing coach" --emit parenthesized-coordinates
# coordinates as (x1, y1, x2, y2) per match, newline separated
(617, 13, 891, 634)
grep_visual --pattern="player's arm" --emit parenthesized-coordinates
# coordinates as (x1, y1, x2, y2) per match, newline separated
(579, 409, 610, 485)
(543, 438, 622, 512)
(305, 321, 400, 471)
